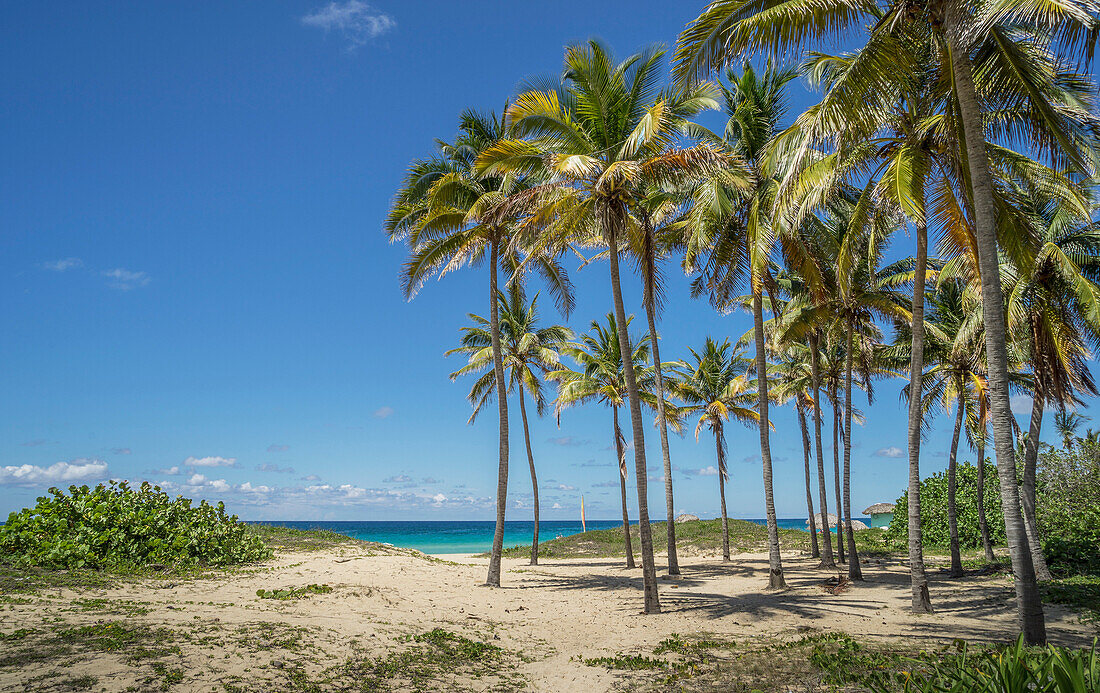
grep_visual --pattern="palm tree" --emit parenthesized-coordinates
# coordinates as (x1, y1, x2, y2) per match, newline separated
(549, 313, 680, 570)
(1055, 411, 1091, 452)
(479, 41, 724, 613)
(447, 289, 572, 565)
(967, 386, 998, 564)
(683, 63, 814, 589)
(387, 110, 572, 587)
(674, 0, 1100, 645)
(1006, 187, 1100, 581)
(901, 279, 991, 577)
(771, 341, 825, 559)
(672, 337, 760, 560)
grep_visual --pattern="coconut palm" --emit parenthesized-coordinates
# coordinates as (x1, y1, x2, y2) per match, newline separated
(548, 313, 681, 570)
(785, 193, 910, 581)
(1006, 187, 1100, 581)
(446, 288, 572, 565)
(479, 41, 726, 613)
(674, 0, 1100, 645)
(770, 341, 825, 559)
(682, 62, 818, 589)
(387, 110, 574, 587)
(672, 337, 760, 560)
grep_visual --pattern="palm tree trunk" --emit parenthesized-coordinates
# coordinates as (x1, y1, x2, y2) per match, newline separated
(644, 276, 680, 576)
(614, 404, 636, 570)
(906, 219, 933, 610)
(809, 335, 836, 569)
(607, 222, 658, 611)
(753, 290, 786, 589)
(485, 238, 510, 588)
(976, 436, 996, 562)
(518, 387, 539, 566)
(831, 385, 846, 563)
(945, 19, 1045, 643)
(842, 317, 862, 581)
(798, 402, 820, 558)
(716, 424, 731, 562)
(1022, 393, 1052, 581)
(947, 397, 965, 577)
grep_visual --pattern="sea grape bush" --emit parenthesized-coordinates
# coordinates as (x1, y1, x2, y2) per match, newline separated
(0, 481, 271, 569)
(887, 459, 1006, 549)
(1037, 443, 1100, 575)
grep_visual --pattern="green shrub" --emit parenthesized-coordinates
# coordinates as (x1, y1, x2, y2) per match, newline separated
(1037, 444, 1100, 576)
(0, 481, 271, 570)
(887, 459, 1005, 549)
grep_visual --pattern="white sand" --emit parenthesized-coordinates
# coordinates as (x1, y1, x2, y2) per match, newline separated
(1, 546, 1092, 691)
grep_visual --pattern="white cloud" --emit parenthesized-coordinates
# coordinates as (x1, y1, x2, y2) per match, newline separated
(102, 268, 150, 290)
(685, 466, 719, 476)
(421, 476, 439, 484)
(432, 493, 447, 504)
(1011, 395, 1034, 416)
(301, 1, 395, 48)
(384, 473, 412, 483)
(552, 502, 562, 509)
(188, 473, 207, 485)
(43, 257, 83, 272)
(873, 446, 904, 458)
(266, 444, 290, 453)
(239, 482, 272, 494)
(155, 466, 182, 476)
(110, 447, 132, 455)
(373, 406, 394, 419)
(0, 459, 108, 486)
(185, 456, 237, 468)
(301, 474, 322, 482)
(557, 483, 576, 491)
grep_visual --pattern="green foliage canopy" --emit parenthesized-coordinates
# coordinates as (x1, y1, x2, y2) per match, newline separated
(0, 481, 271, 570)
(887, 460, 1005, 549)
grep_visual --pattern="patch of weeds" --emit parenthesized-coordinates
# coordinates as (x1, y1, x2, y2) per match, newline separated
(288, 628, 521, 692)
(58, 674, 98, 690)
(150, 662, 185, 689)
(256, 584, 333, 600)
(0, 628, 38, 642)
(57, 621, 180, 662)
(69, 597, 153, 616)
(235, 622, 314, 652)
(584, 654, 667, 670)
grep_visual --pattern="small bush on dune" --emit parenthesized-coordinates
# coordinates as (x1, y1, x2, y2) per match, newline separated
(1037, 443, 1100, 576)
(0, 481, 271, 570)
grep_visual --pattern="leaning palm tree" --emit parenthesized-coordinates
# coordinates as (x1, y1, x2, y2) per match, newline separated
(386, 110, 573, 587)
(1005, 186, 1100, 581)
(548, 313, 680, 570)
(479, 41, 725, 613)
(672, 337, 760, 560)
(674, 0, 1100, 645)
(447, 288, 572, 565)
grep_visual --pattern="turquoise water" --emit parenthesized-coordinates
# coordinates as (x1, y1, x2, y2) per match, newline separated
(252, 519, 813, 554)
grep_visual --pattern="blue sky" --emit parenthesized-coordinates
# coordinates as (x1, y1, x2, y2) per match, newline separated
(1, 1, 1084, 521)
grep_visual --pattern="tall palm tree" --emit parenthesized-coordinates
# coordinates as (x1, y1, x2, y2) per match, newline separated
(386, 110, 573, 587)
(1006, 187, 1100, 581)
(674, 0, 1100, 645)
(967, 390, 997, 563)
(447, 289, 572, 565)
(683, 63, 816, 589)
(672, 337, 760, 560)
(549, 313, 680, 570)
(480, 41, 724, 613)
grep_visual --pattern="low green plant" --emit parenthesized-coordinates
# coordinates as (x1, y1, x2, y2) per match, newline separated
(256, 584, 333, 600)
(887, 460, 1006, 549)
(0, 481, 271, 570)
(1037, 444, 1100, 576)
(890, 636, 1098, 692)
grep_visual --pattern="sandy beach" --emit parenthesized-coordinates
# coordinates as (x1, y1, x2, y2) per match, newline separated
(1, 542, 1094, 691)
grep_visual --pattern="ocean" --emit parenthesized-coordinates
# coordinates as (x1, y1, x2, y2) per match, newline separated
(252, 519, 813, 554)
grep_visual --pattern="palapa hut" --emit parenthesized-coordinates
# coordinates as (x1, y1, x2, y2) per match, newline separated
(862, 502, 896, 528)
